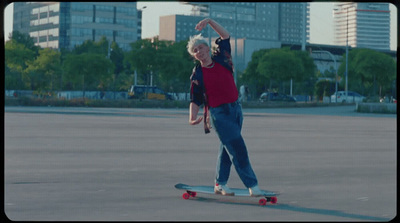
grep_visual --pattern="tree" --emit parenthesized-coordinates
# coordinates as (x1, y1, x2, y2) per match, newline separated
(255, 48, 316, 95)
(293, 50, 318, 96)
(156, 40, 194, 93)
(73, 36, 108, 56)
(313, 68, 338, 100)
(240, 49, 270, 98)
(125, 39, 159, 86)
(62, 37, 115, 95)
(110, 41, 124, 76)
(339, 48, 396, 96)
(293, 50, 317, 82)
(8, 31, 39, 56)
(315, 80, 334, 101)
(241, 48, 317, 98)
(63, 53, 112, 96)
(113, 72, 134, 91)
(5, 39, 37, 90)
(25, 48, 62, 93)
(124, 38, 198, 95)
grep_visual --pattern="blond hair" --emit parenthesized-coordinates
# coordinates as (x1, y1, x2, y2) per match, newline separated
(187, 34, 209, 56)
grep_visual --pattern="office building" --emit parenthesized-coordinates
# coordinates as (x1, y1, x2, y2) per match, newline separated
(159, 14, 205, 42)
(279, 2, 309, 46)
(159, 2, 309, 72)
(333, 2, 390, 50)
(13, 2, 142, 51)
(161, 2, 309, 44)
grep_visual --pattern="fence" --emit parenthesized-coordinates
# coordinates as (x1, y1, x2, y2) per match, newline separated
(5, 90, 190, 101)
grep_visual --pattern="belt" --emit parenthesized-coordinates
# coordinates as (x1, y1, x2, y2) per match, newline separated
(227, 100, 239, 107)
(218, 100, 239, 108)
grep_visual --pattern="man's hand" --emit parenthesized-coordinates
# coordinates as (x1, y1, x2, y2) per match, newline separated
(189, 102, 203, 125)
(195, 18, 230, 40)
(206, 110, 212, 129)
(195, 18, 210, 31)
(189, 116, 203, 125)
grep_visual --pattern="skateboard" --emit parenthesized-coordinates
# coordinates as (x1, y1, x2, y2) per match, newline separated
(175, 183, 278, 206)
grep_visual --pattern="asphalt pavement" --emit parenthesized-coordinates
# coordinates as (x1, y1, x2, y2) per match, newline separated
(4, 105, 397, 221)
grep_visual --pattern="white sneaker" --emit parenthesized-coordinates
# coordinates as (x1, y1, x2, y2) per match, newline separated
(214, 183, 235, 196)
(249, 185, 264, 197)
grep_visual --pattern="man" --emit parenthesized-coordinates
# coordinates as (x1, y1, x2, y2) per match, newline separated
(187, 18, 263, 197)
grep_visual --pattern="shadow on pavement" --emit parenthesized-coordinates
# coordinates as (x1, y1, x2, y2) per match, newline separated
(190, 197, 391, 221)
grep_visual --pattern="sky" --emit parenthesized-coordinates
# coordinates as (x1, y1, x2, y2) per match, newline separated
(3, 2, 398, 50)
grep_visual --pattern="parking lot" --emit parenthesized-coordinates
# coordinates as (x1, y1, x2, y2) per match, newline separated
(4, 105, 396, 221)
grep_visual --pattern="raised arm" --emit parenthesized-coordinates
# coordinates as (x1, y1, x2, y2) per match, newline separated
(195, 18, 230, 40)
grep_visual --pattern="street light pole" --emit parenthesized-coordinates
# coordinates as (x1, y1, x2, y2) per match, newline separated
(333, 3, 354, 102)
(344, 4, 355, 103)
(139, 6, 147, 37)
(334, 4, 354, 103)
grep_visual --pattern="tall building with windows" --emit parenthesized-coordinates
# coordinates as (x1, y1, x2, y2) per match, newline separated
(159, 14, 205, 42)
(12, 2, 142, 51)
(160, 2, 309, 45)
(333, 2, 390, 50)
(279, 2, 309, 46)
(159, 2, 309, 72)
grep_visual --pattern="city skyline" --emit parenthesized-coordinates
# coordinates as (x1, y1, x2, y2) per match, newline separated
(3, 2, 398, 51)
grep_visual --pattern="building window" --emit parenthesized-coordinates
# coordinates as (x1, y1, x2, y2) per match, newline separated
(95, 17, 113, 24)
(71, 15, 92, 24)
(71, 3, 92, 11)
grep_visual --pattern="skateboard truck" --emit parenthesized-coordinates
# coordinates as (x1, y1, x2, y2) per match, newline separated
(182, 189, 277, 206)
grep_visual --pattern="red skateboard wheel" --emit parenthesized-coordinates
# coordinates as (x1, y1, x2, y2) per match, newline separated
(189, 192, 197, 197)
(182, 193, 190, 200)
(259, 198, 267, 206)
(270, 197, 277, 204)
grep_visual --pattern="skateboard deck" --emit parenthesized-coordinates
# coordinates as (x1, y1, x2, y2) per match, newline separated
(175, 183, 278, 205)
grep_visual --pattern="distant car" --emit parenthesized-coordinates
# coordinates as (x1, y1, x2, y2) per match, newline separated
(259, 92, 296, 102)
(128, 85, 173, 100)
(330, 91, 365, 103)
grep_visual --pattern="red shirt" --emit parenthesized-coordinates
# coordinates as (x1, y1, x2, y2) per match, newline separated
(202, 61, 238, 108)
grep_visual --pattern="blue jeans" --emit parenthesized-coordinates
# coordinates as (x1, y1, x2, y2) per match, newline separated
(209, 101, 258, 188)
